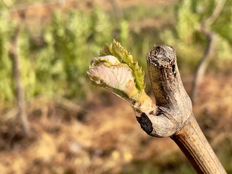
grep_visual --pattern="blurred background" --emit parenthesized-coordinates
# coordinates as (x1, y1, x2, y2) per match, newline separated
(0, 0, 231, 173)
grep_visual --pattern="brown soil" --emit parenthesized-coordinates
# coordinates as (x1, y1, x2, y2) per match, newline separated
(0, 74, 231, 174)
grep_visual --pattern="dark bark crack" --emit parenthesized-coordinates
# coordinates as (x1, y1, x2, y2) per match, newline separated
(136, 113, 153, 135)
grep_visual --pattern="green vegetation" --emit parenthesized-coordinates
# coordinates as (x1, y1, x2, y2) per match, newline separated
(161, 0, 232, 72)
(0, 0, 231, 106)
(0, 8, 115, 105)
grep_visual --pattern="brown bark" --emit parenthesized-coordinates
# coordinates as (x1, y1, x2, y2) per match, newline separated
(10, 28, 30, 137)
(172, 116, 226, 174)
(135, 45, 227, 174)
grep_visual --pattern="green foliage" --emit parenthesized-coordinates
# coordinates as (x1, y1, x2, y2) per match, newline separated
(213, 0, 232, 43)
(0, 8, 117, 105)
(0, 1, 231, 106)
(176, 0, 200, 43)
(0, 11, 15, 103)
(18, 29, 36, 100)
(119, 20, 129, 46)
(34, 9, 115, 100)
(161, 0, 232, 73)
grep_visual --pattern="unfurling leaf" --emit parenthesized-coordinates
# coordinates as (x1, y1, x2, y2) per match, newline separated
(88, 55, 139, 100)
(100, 40, 145, 91)
(87, 41, 154, 113)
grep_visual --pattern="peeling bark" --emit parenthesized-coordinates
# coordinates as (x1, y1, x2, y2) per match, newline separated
(143, 45, 227, 174)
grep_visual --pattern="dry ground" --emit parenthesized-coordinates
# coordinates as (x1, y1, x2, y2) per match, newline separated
(0, 74, 231, 174)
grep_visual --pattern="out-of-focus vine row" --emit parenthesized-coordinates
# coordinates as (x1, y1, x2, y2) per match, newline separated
(0, 0, 231, 108)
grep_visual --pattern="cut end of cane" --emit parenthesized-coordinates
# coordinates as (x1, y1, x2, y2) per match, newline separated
(148, 45, 176, 68)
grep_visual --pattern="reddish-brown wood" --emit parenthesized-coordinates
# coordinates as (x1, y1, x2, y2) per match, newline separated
(172, 116, 226, 174)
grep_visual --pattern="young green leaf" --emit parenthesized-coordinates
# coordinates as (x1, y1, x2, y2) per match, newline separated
(100, 40, 145, 91)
